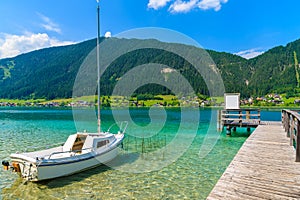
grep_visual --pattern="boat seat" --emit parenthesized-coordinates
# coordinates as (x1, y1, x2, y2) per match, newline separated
(81, 136, 94, 154)
(63, 134, 77, 152)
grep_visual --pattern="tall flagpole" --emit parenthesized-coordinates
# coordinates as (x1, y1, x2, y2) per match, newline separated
(96, 0, 101, 134)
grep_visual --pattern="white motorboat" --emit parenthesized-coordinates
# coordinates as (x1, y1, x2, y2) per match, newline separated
(3, 125, 126, 181)
(2, 1, 127, 181)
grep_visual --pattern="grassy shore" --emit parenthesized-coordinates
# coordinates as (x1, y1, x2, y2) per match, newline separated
(0, 94, 300, 108)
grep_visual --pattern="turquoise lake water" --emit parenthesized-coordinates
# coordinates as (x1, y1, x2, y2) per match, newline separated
(0, 107, 281, 199)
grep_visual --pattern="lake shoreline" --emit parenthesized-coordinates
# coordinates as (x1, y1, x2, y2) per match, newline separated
(0, 105, 296, 111)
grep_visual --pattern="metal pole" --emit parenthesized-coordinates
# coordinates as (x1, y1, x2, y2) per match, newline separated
(97, 1, 101, 134)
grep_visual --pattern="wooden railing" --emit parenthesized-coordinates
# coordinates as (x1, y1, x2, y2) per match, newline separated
(282, 109, 300, 162)
(218, 109, 261, 131)
(221, 109, 261, 123)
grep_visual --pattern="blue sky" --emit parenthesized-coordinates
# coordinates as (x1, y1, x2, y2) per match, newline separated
(0, 0, 300, 59)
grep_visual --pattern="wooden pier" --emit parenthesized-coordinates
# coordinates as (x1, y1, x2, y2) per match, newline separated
(218, 109, 261, 134)
(208, 109, 300, 199)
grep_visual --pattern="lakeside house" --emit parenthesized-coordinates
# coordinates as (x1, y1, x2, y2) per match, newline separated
(240, 94, 284, 106)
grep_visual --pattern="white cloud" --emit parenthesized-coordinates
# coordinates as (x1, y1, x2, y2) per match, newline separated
(235, 48, 265, 59)
(0, 32, 74, 59)
(148, 0, 228, 13)
(169, 0, 198, 13)
(198, 0, 228, 12)
(148, 0, 172, 10)
(104, 31, 112, 38)
(37, 13, 62, 34)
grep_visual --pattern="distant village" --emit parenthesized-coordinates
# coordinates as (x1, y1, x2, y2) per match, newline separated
(0, 94, 299, 108)
(240, 94, 300, 106)
(241, 94, 284, 106)
(0, 100, 94, 108)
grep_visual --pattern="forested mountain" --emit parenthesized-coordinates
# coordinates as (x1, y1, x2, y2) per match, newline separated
(248, 39, 300, 96)
(0, 39, 97, 99)
(0, 37, 299, 99)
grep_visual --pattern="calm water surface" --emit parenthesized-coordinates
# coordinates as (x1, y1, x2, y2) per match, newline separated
(0, 107, 281, 199)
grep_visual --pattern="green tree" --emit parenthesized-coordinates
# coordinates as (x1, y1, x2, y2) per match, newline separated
(294, 51, 300, 87)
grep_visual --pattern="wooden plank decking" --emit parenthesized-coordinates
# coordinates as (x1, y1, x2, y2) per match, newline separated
(207, 122, 300, 200)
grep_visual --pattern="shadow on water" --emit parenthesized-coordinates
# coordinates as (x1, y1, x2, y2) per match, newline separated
(40, 152, 139, 189)
(225, 127, 254, 138)
(40, 164, 112, 189)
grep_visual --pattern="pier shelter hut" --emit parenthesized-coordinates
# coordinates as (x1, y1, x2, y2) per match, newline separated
(224, 93, 240, 110)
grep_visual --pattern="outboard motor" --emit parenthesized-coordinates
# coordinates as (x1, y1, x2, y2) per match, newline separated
(2, 160, 9, 170)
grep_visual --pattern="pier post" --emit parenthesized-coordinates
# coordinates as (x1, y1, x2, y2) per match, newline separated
(226, 126, 231, 135)
(297, 121, 300, 162)
(217, 110, 223, 132)
(287, 113, 291, 137)
(246, 110, 250, 120)
(290, 117, 295, 146)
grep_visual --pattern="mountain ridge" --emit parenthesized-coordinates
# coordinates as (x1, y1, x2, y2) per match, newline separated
(0, 37, 299, 99)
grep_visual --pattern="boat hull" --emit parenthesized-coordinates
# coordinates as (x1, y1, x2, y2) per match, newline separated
(12, 145, 119, 181)
(39, 147, 118, 181)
